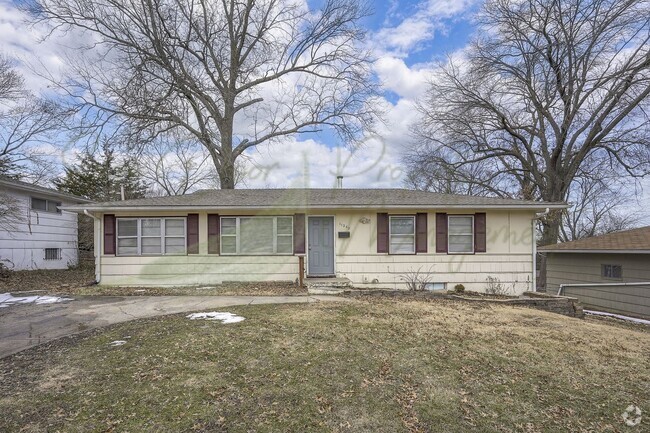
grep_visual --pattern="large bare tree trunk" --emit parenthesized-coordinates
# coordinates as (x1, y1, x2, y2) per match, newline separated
(33, 0, 377, 188)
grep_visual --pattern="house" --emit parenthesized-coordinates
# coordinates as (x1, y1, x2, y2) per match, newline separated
(63, 188, 565, 293)
(0, 177, 91, 270)
(540, 226, 650, 319)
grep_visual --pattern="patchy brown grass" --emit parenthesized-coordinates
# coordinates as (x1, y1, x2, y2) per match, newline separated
(0, 299, 648, 432)
(0, 267, 306, 296)
(0, 266, 95, 293)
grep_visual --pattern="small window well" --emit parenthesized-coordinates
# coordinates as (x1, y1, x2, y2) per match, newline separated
(44, 248, 61, 260)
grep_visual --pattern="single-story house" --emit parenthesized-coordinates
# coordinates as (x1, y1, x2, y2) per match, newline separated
(63, 188, 565, 294)
(0, 176, 91, 270)
(540, 226, 650, 319)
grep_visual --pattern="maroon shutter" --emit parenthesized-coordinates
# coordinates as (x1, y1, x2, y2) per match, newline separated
(207, 214, 220, 254)
(474, 212, 487, 253)
(103, 214, 116, 255)
(293, 213, 306, 254)
(435, 213, 448, 253)
(415, 213, 428, 253)
(377, 213, 389, 253)
(186, 214, 199, 254)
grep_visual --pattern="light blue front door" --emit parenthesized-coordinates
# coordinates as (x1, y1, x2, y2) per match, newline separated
(308, 217, 335, 276)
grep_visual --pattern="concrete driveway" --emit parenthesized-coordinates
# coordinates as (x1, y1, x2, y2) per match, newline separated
(0, 295, 347, 358)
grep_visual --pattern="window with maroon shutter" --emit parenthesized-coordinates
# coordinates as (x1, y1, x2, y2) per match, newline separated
(435, 213, 448, 253)
(207, 214, 220, 254)
(474, 212, 487, 253)
(415, 213, 428, 253)
(377, 213, 389, 253)
(293, 213, 306, 254)
(103, 214, 116, 255)
(186, 214, 199, 254)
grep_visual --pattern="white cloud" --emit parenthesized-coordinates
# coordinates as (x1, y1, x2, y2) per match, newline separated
(374, 56, 433, 99)
(372, 0, 477, 56)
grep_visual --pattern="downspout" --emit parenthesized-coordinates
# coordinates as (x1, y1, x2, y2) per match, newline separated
(532, 208, 550, 292)
(84, 209, 101, 284)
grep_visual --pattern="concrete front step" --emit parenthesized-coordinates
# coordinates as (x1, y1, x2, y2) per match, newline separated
(306, 277, 352, 295)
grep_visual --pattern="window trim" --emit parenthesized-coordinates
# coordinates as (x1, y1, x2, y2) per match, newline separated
(601, 264, 623, 280)
(115, 217, 187, 256)
(388, 215, 416, 255)
(220, 216, 294, 256)
(447, 214, 475, 254)
(31, 197, 62, 214)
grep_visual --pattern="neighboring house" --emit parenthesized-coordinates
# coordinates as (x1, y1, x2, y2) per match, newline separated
(63, 188, 564, 293)
(0, 177, 91, 270)
(540, 226, 650, 319)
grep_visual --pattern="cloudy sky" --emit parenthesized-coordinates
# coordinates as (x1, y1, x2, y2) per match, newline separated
(0, 0, 481, 189)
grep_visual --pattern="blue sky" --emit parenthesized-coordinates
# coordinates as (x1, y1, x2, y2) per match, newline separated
(0, 0, 483, 189)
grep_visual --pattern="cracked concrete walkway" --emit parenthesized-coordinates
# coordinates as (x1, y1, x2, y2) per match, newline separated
(0, 295, 349, 358)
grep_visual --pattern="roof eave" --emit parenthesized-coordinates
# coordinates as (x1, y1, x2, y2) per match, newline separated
(1, 180, 91, 203)
(62, 203, 568, 212)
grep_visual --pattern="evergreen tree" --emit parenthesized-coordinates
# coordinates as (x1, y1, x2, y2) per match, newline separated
(55, 141, 147, 201)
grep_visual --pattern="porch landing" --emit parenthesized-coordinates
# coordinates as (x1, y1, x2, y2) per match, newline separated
(305, 277, 353, 295)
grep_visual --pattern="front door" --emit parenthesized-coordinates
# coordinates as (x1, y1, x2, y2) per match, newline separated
(308, 217, 335, 276)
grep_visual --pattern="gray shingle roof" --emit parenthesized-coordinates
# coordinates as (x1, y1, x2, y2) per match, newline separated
(0, 176, 91, 203)
(539, 226, 650, 252)
(63, 188, 566, 211)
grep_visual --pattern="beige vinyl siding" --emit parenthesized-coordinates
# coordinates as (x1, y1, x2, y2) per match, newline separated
(97, 209, 536, 293)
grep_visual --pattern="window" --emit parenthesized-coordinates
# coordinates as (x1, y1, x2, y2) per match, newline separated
(602, 264, 622, 279)
(31, 197, 61, 213)
(116, 218, 186, 256)
(44, 248, 61, 260)
(220, 216, 293, 255)
(448, 215, 474, 253)
(389, 216, 415, 254)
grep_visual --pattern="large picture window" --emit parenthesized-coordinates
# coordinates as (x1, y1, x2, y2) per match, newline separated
(116, 217, 186, 256)
(220, 216, 293, 255)
(448, 215, 474, 253)
(389, 216, 415, 254)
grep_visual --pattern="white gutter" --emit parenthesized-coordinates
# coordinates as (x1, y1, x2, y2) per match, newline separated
(532, 208, 550, 292)
(84, 209, 101, 284)
(558, 281, 650, 295)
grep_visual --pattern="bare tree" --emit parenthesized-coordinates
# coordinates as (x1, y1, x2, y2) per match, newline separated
(408, 0, 650, 245)
(561, 166, 642, 241)
(140, 133, 221, 196)
(0, 54, 67, 183)
(32, 0, 376, 189)
(0, 190, 22, 232)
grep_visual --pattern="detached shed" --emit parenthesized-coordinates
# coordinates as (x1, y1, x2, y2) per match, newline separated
(540, 226, 650, 320)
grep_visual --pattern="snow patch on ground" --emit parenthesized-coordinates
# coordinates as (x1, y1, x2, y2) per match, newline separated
(186, 312, 245, 323)
(109, 340, 127, 347)
(585, 310, 650, 325)
(0, 293, 73, 308)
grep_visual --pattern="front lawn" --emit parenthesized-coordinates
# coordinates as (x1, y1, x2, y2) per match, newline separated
(1, 300, 647, 432)
(0, 267, 306, 296)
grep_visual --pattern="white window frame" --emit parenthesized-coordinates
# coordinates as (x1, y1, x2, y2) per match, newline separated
(220, 216, 293, 255)
(31, 197, 62, 214)
(601, 264, 623, 279)
(448, 215, 475, 254)
(116, 217, 187, 256)
(389, 215, 416, 255)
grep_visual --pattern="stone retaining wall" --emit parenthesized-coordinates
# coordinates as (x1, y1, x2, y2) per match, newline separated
(345, 289, 584, 318)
